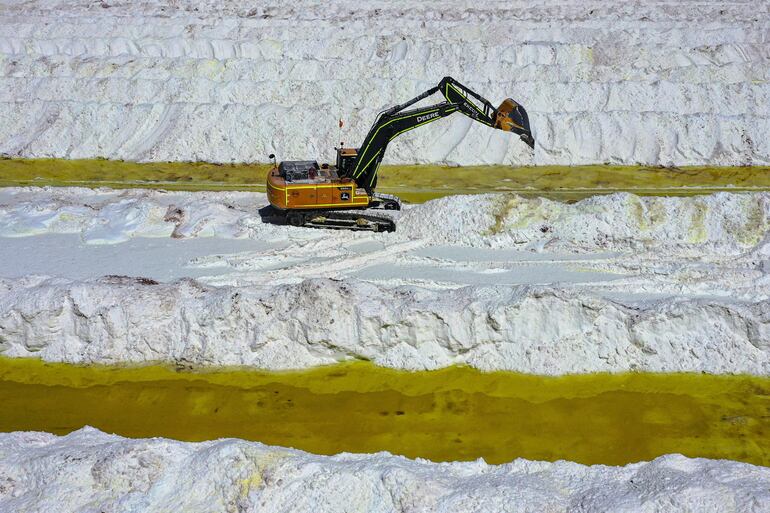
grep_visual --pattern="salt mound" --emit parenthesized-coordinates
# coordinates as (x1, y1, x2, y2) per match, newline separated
(1, 427, 767, 512)
(0, 187, 284, 243)
(402, 191, 770, 253)
(1, 187, 768, 256)
(1, 277, 767, 374)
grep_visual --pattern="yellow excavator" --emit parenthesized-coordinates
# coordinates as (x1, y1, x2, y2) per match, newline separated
(265, 76, 534, 231)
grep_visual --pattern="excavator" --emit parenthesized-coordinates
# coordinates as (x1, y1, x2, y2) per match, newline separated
(265, 76, 534, 232)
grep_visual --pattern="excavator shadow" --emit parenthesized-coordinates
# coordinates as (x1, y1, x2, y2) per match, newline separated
(257, 205, 288, 226)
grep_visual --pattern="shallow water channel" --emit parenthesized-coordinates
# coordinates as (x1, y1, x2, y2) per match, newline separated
(1, 158, 768, 202)
(1, 358, 767, 466)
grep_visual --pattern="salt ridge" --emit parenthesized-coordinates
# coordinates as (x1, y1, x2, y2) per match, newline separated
(1, 427, 768, 513)
(1, 187, 768, 254)
(0, 1, 767, 165)
(0, 276, 767, 374)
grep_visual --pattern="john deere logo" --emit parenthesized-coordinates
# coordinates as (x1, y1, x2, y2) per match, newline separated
(416, 112, 440, 123)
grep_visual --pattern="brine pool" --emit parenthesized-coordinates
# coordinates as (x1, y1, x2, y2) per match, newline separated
(1, 358, 767, 466)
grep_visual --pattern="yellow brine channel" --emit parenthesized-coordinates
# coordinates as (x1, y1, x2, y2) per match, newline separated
(0, 358, 767, 466)
(1, 158, 769, 203)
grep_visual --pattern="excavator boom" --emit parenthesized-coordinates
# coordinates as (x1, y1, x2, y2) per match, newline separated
(347, 77, 534, 192)
(350, 101, 461, 191)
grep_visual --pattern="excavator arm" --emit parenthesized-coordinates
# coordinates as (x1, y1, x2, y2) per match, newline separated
(346, 76, 534, 193)
(439, 77, 534, 144)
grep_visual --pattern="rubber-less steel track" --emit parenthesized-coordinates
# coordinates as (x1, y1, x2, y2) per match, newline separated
(260, 205, 397, 232)
(301, 210, 396, 232)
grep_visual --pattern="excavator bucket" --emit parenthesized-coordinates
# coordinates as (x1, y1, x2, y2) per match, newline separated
(494, 98, 535, 148)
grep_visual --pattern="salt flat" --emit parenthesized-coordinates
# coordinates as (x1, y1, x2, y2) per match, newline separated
(0, 234, 280, 282)
(2, 191, 765, 513)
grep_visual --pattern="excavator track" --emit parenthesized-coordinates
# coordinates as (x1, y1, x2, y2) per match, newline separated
(262, 206, 396, 232)
(301, 210, 396, 232)
(263, 193, 401, 233)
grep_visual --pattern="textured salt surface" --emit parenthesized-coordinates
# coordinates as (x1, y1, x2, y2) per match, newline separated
(2, 1, 769, 506)
(0, 1, 767, 165)
(0, 427, 768, 513)
(0, 187, 768, 373)
(1, 187, 767, 254)
(1, 276, 767, 374)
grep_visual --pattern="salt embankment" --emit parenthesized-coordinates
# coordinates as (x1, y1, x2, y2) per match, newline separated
(0, 276, 768, 374)
(0, 427, 767, 513)
(1, 187, 768, 254)
(0, 1, 767, 166)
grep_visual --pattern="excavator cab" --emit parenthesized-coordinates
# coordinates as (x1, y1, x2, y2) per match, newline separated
(336, 147, 358, 178)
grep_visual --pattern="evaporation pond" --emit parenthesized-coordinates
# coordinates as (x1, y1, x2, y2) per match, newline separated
(0, 358, 767, 466)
